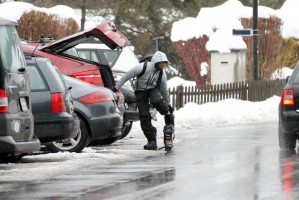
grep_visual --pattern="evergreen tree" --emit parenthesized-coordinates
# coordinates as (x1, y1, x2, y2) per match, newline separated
(114, 0, 190, 78)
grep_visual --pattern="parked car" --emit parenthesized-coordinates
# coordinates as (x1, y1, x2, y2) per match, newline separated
(75, 43, 157, 139)
(26, 57, 82, 153)
(279, 64, 299, 150)
(0, 17, 40, 161)
(22, 21, 131, 139)
(63, 75, 123, 146)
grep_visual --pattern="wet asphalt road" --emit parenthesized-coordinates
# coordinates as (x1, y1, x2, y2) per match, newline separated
(0, 121, 298, 200)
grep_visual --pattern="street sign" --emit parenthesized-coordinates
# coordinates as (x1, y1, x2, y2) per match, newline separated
(232, 29, 252, 36)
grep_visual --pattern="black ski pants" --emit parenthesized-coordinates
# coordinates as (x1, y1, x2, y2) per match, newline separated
(135, 88, 169, 142)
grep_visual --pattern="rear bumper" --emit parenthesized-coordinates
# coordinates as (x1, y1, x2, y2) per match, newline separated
(0, 136, 40, 154)
(35, 116, 79, 143)
(89, 113, 123, 140)
(280, 109, 299, 132)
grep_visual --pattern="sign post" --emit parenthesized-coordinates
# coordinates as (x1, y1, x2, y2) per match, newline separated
(232, 0, 259, 81)
(253, 0, 259, 81)
(152, 36, 164, 51)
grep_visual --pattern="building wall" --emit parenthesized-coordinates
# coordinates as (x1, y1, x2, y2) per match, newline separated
(210, 51, 246, 84)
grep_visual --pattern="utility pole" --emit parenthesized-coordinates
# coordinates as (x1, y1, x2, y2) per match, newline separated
(152, 36, 164, 51)
(253, 0, 259, 80)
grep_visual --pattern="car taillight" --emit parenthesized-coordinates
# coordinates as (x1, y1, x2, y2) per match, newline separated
(281, 89, 294, 106)
(0, 89, 8, 113)
(115, 90, 124, 108)
(79, 91, 111, 104)
(72, 70, 103, 86)
(52, 93, 66, 112)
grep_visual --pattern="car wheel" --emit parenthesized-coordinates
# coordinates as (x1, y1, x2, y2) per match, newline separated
(46, 116, 90, 153)
(119, 121, 133, 139)
(278, 122, 296, 150)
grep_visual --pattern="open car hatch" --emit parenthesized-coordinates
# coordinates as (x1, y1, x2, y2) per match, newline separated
(40, 21, 131, 53)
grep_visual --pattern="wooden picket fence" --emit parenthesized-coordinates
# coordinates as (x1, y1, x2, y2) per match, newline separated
(169, 79, 286, 109)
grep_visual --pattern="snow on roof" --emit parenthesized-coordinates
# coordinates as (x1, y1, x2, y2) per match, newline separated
(196, 0, 246, 25)
(206, 19, 246, 53)
(170, 17, 213, 42)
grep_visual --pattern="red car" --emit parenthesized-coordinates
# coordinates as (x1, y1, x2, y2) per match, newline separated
(22, 22, 131, 140)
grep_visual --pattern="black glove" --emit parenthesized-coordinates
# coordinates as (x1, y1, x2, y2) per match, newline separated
(112, 87, 118, 93)
(168, 105, 174, 114)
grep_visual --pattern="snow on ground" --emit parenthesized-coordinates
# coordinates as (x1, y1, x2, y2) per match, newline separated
(271, 67, 294, 79)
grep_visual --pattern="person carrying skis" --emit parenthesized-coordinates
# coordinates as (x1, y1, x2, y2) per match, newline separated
(113, 51, 175, 150)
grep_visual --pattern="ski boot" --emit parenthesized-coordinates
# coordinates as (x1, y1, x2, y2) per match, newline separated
(143, 140, 157, 150)
(164, 113, 175, 151)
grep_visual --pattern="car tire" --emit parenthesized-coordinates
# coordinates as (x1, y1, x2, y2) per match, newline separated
(278, 122, 296, 150)
(119, 121, 133, 139)
(46, 116, 90, 153)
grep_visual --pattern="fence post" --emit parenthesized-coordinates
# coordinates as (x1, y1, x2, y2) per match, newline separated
(176, 85, 184, 109)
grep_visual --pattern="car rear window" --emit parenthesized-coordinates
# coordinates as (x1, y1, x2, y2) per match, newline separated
(0, 25, 26, 72)
(44, 60, 68, 91)
(27, 65, 47, 90)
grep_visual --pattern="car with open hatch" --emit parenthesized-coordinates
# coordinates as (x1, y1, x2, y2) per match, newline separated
(22, 21, 132, 139)
(279, 63, 299, 150)
(63, 75, 123, 146)
(0, 17, 40, 161)
(26, 56, 81, 153)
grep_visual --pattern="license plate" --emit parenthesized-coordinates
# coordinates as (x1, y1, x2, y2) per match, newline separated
(20, 98, 28, 112)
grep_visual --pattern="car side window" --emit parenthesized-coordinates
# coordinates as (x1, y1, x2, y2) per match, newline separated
(0, 25, 26, 72)
(44, 60, 68, 91)
(90, 51, 99, 62)
(103, 50, 119, 67)
(77, 50, 100, 63)
(27, 65, 46, 90)
(63, 47, 78, 57)
(77, 50, 88, 59)
(293, 70, 299, 84)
